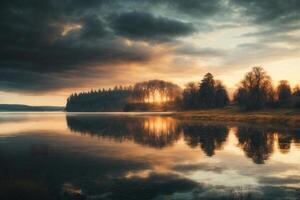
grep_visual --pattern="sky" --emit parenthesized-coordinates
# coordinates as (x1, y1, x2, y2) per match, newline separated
(1, 0, 300, 106)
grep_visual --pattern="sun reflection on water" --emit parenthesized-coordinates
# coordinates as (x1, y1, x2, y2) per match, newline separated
(143, 117, 177, 137)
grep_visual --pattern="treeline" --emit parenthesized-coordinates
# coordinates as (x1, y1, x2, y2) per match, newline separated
(234, 67, 300, 110)
(66, 80, 181, 112)
(66, 67, 300, 112)
(181, 67, 300, 110)
(66, 86, 133, 112)
(181, 73, 229, 109)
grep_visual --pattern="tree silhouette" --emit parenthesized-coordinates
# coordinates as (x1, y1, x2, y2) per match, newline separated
(214, 81, 229, 108)
(181, 73, 229, 109)
(234, 87, 248, 107)
(199, 73, 215, 108)
(293, 85, 300, 96)
(65, 67, 299, 111)
(66, 80, 181, 112)
(277, 80, 292, 102)
(66, 86, 133, 112)
(292, 85, 300, 108)
(182, 82, 199, 109)
(235, 67, 274, 110)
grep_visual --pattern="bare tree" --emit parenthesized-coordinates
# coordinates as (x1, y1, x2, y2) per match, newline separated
(236, 67, 274, 110)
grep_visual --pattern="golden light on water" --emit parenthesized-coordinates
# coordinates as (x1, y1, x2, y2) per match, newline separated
(143, 117, 176, 137)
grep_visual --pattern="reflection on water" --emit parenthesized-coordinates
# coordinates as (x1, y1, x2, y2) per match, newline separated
(66, 115, 300, 162)
(66, 116, 181, 148)
(1, 112, 300, 200)
(182, 124, 228, 156)
(237, 127, 275, 164)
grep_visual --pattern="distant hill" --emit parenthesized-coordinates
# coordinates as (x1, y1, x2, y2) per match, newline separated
(0, 104, 64, 112)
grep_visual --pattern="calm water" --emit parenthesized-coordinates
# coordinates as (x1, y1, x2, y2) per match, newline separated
(0, 113, 300, 200)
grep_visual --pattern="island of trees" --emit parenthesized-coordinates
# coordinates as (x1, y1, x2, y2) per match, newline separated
(66, 67, 300, 112)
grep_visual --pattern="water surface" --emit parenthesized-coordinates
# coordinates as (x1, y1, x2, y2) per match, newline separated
(0, 112, 300, 200)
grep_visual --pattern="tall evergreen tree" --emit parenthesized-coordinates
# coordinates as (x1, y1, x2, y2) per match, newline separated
(199, 73, 215, 108)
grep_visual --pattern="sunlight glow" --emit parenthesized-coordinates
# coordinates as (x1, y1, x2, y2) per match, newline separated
(143, 117, 176, 137)
(61, 23, 82, 36)
(144, 90, 168, 104)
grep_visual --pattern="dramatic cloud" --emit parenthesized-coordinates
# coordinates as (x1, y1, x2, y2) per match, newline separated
(1, 0, 300, 104)
(110, 11, 195, 42)
(0, 0, 155, 92)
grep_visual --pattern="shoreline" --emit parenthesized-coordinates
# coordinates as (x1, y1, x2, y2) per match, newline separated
(171, 108, 300, 128)
(2, 108, 300, 128)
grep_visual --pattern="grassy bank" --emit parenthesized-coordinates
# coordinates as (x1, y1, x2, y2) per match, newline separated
(172, 108, 300, 128)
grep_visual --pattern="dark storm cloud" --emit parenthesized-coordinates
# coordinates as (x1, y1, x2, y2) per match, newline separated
(1, 0, 300, 93)
(0, 0, 150, 73)
(110, 11, 196, 42)
(0, 0, 207, 92)
(0, 69, 68, 92)
(0, 0, 154, 92)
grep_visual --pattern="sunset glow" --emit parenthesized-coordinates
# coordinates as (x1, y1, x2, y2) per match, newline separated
(0, 0, 299, 106)
(2, 1, 300, 198)
(144, 90, 167, 104)
(143, 117, 176, 136)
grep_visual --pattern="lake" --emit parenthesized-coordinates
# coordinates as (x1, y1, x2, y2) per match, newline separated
(0, 112, 300, 200)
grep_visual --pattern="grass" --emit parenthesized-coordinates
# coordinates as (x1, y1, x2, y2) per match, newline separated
(172, 107, 300, 128)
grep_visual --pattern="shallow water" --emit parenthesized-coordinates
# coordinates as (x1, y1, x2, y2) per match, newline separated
(0, 112, 300, 200)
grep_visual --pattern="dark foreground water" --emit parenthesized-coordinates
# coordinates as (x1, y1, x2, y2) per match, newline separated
(0, 112, 300, 200)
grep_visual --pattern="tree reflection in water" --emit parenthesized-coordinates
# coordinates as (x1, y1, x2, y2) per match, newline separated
(66, 115, 181, 149)
(236, 127, 275, 164)
(236, 127, 300, 164)
(66, 115, 230, 156)
(182, 124, 228, 156)
(277, 133, 293, 154)
(66, 115, 300, 164)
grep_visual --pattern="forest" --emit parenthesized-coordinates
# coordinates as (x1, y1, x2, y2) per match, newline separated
(66, 80, 181, 112)
(66, 67, 300, 112)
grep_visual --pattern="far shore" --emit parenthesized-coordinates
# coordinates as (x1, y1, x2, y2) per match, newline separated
(172, 108, 300, 128)
(65, 107, 300, 128)
(2, 104, 300, 128)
